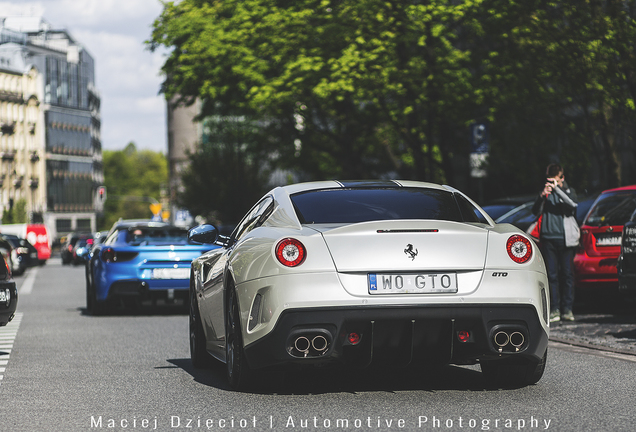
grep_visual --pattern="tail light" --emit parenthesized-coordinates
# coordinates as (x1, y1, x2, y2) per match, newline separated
(101, 247, 116, 263)
(275, 238, 306, 267)
(506, 235, 533, 264)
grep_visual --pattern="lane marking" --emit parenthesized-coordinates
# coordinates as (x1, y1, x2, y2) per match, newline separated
(0, 312, 22, 385)
(19, 267, 38, 295)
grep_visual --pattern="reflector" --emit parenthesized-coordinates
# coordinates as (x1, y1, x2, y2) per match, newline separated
(348, 332, 361, 345)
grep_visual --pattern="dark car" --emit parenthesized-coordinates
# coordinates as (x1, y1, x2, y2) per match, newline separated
(86, 221, 218, 314)
(495, 201, 535, 232)
(618, 209, 636, 292)
(0, 252, 18, 326)
(61, 232, 92, 265)
(2, 234, 39, 275)
(72, 237, 93, 265)
(482, 195, 536, 221)
(574, 185, 636, 291)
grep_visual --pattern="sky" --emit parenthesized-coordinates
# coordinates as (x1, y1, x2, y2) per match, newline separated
(1, 0, 168, 153)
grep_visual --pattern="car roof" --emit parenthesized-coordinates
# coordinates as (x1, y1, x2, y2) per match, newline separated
(598, 185, 636, 194)
(276, 180, 449, 195)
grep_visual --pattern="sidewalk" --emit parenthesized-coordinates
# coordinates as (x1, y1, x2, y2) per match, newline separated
(549, 293, 636, 356)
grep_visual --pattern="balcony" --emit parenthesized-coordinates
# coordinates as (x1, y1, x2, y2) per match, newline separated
(0, 122, 15, 136)
(0, 152, 15, 161)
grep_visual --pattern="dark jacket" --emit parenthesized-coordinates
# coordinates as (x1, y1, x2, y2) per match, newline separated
(532, 181, 578, 243)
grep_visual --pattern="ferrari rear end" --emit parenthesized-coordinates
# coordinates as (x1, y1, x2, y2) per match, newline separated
(235, 183, 549, 386)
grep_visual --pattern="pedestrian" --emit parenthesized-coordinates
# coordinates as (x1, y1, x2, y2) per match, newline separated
(531, 163, 579, 322)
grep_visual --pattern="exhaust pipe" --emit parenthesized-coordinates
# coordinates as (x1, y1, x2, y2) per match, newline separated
(294, 336, 311, 356)
(492, 328, 527, 353)
(494, 331, 510, 347)
(289, 330, 332, 358)
(312, 335, 328, 352)
(510, 332, 525, 350)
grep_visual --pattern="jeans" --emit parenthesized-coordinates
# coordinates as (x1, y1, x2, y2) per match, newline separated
(541, 238, 576, 313)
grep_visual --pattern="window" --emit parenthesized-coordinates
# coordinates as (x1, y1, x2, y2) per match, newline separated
(585, 191, 636, 227)
(231, 196, 274, 241)
(125, 227, 189, 246)
(56, 219, 72, 232)
(291, 188, 465, 224)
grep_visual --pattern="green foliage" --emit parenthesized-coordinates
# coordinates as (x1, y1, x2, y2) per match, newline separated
(1, 199, 27, 224)
(100, 143, 168, 230)
(149, 0, 636, 206)
(177, 114, 273, 225)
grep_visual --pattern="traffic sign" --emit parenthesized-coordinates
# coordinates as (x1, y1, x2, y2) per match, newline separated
(150, 203, 162, 215)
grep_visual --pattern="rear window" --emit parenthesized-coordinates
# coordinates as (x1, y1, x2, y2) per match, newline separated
(585, 190, 636, 227)
(125, 227, 189, 246)
(291, 188, 476, 224)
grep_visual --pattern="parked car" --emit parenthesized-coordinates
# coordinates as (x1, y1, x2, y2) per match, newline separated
(617, 209, 636, 292)
(61, 232, 92, 265)
(2, 234, 38, 275)
(574, 185, 636, 291)
(85, 221, 218, 314)
(188, 180, 549, 390)
(495, 201, 535, 232)
(482, 195, 536, 221)
(0, 236, 17, 276)
(0, 252, 17, 326)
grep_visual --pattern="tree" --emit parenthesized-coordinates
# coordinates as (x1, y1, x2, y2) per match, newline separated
(100, 143, 168, 229)
(149, 0, 636, 205)
(177, 114, 274, 225)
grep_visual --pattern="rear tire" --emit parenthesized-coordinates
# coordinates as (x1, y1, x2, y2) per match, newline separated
(481, 349, 547, 388)
(225, 284, 253, 391)
(86, 275, 108, 316)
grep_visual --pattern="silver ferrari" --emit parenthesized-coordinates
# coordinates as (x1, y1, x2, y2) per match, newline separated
(188, 180, 549, 390)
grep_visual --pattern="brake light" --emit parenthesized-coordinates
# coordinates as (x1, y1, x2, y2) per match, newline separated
(506, 235, 533, 264)
(101, 247, 116, 263)
(275, 238, 306, 267)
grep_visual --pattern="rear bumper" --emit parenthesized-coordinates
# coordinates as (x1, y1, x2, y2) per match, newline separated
(105, 279, 189, 303)
(243, 304, 548, 370)
(0, 281, 17, 326)
(574, 253, 619, 288)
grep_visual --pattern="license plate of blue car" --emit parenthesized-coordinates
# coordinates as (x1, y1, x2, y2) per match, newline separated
(369, 272, 458, 294)
(152, 268, 190, 279)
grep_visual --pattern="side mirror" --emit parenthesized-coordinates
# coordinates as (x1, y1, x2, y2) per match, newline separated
(188, 224, 219, 245)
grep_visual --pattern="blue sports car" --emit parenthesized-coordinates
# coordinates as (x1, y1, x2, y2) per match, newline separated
(86, 220, 218, 314)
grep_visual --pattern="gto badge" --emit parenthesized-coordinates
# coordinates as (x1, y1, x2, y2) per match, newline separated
(404, 244, 418, 260)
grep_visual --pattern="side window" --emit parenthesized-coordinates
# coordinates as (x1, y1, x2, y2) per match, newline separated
(233, 196, 275, 242)
(455, 194, 489, 224)
(103, 230, 120, 246)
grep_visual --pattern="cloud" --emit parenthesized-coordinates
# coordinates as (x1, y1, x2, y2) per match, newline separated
(1, 0, 168, 152)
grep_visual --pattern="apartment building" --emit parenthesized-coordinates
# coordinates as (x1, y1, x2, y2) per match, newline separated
(0, 16, 103, 241)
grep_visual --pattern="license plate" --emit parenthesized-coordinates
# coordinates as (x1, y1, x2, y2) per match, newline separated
(151, 268, 190, 279)
(369, 273, 458, 294)
(0, 290, 7, 302)
(596, 234, 622, 246)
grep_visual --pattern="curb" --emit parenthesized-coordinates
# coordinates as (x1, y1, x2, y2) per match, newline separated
(549, 336, 636, 357)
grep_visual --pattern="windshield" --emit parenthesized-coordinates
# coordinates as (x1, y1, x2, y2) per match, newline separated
(125, 227, 189, 246)
(584, 191, 636, 227)
(291, 188, 479, 224)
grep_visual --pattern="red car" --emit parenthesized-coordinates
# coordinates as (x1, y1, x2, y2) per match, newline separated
(574, 185, 636, 291)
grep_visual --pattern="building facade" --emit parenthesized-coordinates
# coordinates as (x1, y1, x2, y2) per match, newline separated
(0, 16, 103, 241)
